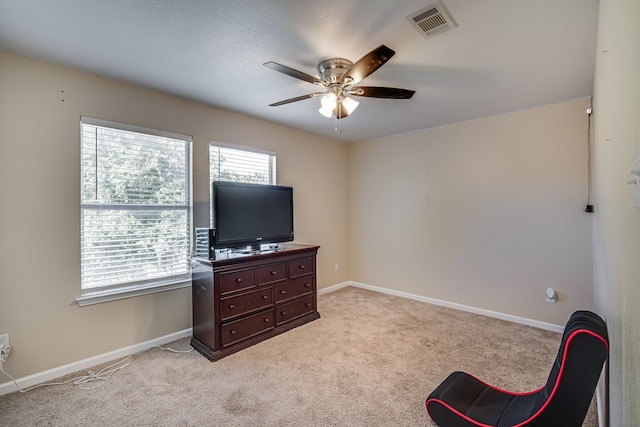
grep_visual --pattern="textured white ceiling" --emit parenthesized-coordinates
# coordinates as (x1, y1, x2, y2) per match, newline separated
(0, 0, 599, 142)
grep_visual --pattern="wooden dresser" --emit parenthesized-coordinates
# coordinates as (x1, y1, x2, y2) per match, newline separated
(191, 244, 320, 361)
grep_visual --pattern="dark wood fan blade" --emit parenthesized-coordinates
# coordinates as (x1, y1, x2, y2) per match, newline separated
(339, 45, 395, 85)
(264, 61, 323, 85)
(268, 92, 324, 106)
(350, 86, 415, 99)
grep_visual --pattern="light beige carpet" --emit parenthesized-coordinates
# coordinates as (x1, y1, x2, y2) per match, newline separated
(0, 286, 597, 426)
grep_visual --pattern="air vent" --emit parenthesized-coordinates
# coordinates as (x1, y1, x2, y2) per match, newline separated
(407, 1, 458, 38)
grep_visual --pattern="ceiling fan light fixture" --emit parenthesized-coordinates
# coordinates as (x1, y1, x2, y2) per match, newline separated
(319, 105, 333, 118)
(341, 96, 359, 115)
(319, 92, 337, 117)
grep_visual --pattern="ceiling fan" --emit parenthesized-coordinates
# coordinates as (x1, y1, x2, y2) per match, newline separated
(264, 45, 415, 120)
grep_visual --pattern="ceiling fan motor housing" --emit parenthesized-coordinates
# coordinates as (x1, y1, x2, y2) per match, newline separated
(317, 58, 353, 85)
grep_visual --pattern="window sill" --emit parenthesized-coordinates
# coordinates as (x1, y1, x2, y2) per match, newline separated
(76, 279, 191, 307)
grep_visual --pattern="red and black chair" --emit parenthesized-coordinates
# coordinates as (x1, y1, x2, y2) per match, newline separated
(426, 310, 608, 427)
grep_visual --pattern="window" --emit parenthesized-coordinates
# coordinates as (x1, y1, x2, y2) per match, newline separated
(78, 117, 192, 306)
(210, 143, 276, 185)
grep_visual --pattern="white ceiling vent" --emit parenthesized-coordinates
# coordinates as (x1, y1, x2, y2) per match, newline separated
(407, 1, 458, 38)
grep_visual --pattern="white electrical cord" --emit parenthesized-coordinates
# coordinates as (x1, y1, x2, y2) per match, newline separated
(0, 344, 192, 393)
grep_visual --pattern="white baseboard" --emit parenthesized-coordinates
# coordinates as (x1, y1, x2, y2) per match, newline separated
(0, 328, 192, 396)
(3, 284, 603, 423)
(0, 283, 565, 397)
(317, 281, 351, 295)
(320, 281, 564, 333)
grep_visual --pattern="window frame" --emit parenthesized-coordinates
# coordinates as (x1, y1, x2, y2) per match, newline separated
(77, 116, 193, 306)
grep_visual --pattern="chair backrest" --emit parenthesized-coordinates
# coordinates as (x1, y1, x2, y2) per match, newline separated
(525, 310, 608, 426)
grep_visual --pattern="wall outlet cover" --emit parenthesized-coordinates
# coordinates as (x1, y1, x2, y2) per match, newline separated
(0, 334, 8, 350)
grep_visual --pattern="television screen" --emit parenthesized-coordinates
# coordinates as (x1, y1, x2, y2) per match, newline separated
(212, 181, 294, 250)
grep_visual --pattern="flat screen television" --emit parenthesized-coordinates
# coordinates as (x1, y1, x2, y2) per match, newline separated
(211, 181, 294, 251)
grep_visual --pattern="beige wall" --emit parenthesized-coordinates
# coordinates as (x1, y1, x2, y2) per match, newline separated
(0, 51, 349, 379)
(592, 0, 640, 424)
(349, 98, 593, 326)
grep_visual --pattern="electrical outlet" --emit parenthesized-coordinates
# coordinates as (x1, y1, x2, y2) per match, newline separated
(0, 334, 10, 362)
(0, 334, 11, 362)
(545, 288, 557, 303)
(0, 334, 8, 350)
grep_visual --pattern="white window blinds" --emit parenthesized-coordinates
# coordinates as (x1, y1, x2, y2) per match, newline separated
(80, 117, 192, 296)
(210, 144, 276, 185)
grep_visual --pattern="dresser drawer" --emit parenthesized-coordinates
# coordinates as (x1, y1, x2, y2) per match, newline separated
(276, 296, 314, 326)
(274, 276, 314, 303)
(257, 262, 287, 286)
(221, 310, 274, 347)
(219, 268, 255, 294)
(289, 257, 314, 279)
(221, 288, 273, 321)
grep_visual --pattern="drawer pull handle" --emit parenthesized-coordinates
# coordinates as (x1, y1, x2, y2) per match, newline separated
(228, 304, 235, 309)
(304, 283, 311, 287)
(235, 278, 242, 283)
(271, 271, 278, 275)
(230, 330, 237, 335)
(262, 295, 269, 299)
(280, 290, 286, 294)
(281, 311, 287, 316)
(264, 318, 270, 322)
(299, 265, 306, 270)
(306, 303, 311, 307)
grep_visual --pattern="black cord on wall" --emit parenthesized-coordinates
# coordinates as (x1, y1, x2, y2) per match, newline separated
(585, 98, 594, 213)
